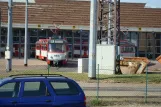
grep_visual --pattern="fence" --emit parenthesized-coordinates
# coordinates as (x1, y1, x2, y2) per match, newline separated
(0, 58, 161, 107)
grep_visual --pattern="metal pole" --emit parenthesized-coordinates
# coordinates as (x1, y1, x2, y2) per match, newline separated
(80, 30, 82, 58)
(96, 64, 99, 101)
(88, 0, 98, 79)
(99, 1, 103, 44)
(113, 0, 117, 45)
(144, 61, 148, 103)
(72, 31, 74, 59)
(24, 0, 28, 66)
(0, 8, 1, 58)
(108, 0, 111, 44)
(113, 0, 117, 73)
(117, 0, 121, 74)
(6, 0, 13, 72)
(48, 64, 50, 76)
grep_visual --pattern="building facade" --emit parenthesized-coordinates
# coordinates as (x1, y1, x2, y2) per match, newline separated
(0, 0, 161, 59)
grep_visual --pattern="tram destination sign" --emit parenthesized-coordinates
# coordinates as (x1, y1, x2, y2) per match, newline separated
(49, 40, 64, 43)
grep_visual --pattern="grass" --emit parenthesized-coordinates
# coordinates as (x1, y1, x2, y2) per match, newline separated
(87, 97, 161, 107)
(0, 70, 161, 84)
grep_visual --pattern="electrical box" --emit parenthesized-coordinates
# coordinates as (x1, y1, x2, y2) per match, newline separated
(96, 44, 116, 75)
(5, 51, 11, 59)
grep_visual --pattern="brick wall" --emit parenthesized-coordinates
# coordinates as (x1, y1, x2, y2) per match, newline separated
(0, 1, 161, 28)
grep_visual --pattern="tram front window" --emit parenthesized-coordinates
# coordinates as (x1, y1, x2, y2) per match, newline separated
(48, 43, 65, 52)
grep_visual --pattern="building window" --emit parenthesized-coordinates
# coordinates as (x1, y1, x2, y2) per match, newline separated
(38, 29, 46, 38)
(64, 30, 72, 38)
(13, 29, 19, 37)
(1, 28, 7, 35)
(120, 31, 130, 41)
(30, 29, 38, 37)
(139, 32, 146, 57)
(30, 37, 37, 43)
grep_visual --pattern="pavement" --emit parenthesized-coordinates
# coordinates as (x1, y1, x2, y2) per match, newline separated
(0, 58, 78, 72)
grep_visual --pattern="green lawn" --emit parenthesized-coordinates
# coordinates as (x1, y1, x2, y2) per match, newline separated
(87, 97, 161, 107)
(0, 70, 161, 84)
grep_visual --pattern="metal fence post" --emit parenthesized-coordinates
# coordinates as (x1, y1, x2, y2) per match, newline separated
(97, 64, 99, 101)
(145, 65, 148, 103)
(48, 64, 50, 75)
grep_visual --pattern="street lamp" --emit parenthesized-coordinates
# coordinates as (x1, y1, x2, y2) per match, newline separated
(6, 0, 13, 72)
(24, 0, 28, 66)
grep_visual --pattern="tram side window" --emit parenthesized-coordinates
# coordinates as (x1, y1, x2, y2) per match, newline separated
(44, 46, 47, 50)
(42, 46, 47, 50)
(41, 46, 44, 50)
(121, 47, 134, 53)
(36, 45, 40, 50)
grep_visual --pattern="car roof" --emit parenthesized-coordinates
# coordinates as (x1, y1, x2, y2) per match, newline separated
(0, 74, 73, 84)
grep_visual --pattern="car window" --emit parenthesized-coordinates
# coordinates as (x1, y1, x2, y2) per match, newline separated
(50, 81, 79, 95)
(0, 82, 20, 98)
(23, 81, 50, 97)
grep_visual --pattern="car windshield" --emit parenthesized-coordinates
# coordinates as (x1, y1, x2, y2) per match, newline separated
(48, 43, 66, 52)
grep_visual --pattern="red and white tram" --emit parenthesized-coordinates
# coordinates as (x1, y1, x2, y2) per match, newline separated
(120, 40, 136, 57)
(35, 37, 69, 66)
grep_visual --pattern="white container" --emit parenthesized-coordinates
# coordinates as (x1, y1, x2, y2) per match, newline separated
(78, 58, 89, 73)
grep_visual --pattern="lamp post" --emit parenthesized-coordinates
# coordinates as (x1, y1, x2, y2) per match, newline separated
(6, 0, 13, 72)
(24, 0, 28, 66)
(88, 0, 98, 79)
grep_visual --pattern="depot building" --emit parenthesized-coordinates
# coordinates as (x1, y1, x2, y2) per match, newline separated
(0, 0, 161, 59)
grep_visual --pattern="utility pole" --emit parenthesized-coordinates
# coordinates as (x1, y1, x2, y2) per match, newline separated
(108, 0, 112, 44)
(0, 8, 1, 58)
(113, 0, 117, 45)
(99, 1, 103, 44)
(116, 0, 121, 74)
(6, 0, 13, 72)
(113, 0, 121, 74)
(88, 0, 98, 79)
(24, 0, 28, 66)
(99, 0, 114, 44)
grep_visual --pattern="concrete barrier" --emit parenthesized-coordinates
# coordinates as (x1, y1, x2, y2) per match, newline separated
(78, 58, 88, 73)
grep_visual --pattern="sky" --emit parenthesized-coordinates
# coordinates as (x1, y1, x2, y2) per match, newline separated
(117, 0, 161, 8)
(0, 0, 35, 3)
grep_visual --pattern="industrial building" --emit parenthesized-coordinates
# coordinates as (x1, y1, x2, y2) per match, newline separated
(0, 0, 161, 59)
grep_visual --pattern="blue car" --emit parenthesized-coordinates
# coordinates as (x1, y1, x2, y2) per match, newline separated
(0, 74, 86, 107)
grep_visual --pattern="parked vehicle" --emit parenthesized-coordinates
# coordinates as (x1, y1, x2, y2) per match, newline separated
(35, 37, 69, 66)
(0, 74, 86, 107)
(120, 40, 136, 57)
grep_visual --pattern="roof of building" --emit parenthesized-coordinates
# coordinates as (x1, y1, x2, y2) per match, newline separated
(0, 0, 161, 28)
